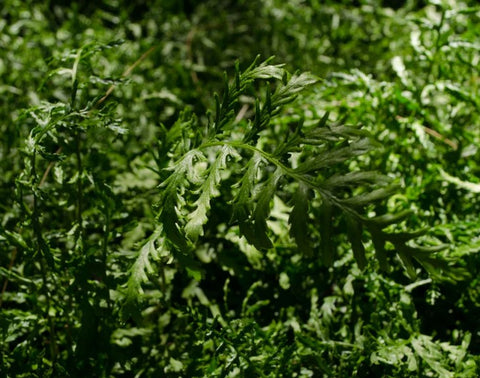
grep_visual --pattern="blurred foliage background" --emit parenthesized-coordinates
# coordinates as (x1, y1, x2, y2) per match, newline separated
(1, 0, 480, 376)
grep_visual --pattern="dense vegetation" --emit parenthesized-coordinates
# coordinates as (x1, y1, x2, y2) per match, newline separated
(1, 0, 480, 376)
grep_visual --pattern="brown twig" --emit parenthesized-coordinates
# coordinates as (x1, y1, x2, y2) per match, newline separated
(423, 126, 458, 150)
(97, 45, 157, 106)
(396, 116, 458, 150)
(234, 104, 249, 123)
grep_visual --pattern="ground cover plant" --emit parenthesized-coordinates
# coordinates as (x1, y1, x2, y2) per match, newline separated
(1, 0, 480, 376)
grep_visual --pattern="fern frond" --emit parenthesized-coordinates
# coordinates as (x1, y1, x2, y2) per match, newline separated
(123, 226, 167, 307)
(155, 150, 203, 250)
(289, 182, 312, 256)
(185, 145, 240, 241)
(124, 57, 462, 304)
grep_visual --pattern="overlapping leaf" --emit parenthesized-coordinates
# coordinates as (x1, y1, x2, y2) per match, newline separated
(126, 58, 461, 303)
(185, 145, 240, 241)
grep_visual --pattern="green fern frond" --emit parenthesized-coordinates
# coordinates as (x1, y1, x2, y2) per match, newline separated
(123, 226, 167, 313)
(185, 145, 240, 242)
(124, 58, 461, 305)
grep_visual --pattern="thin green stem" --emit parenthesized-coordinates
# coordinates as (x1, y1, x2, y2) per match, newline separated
(31, 149, 58, 361)
(75, 129, 84, 244)
(102, 205, 112, 310)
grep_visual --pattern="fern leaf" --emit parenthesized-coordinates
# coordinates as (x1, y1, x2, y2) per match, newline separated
(245, 59, 285, 81)
(340, 186, 399, 207)
(124, 226, 166, 303)
(302, 124, 372, 143)
(185, 145, 240, 241)
(248, 167, 284, 249)
(324, 171, 391, 188)
(156, 150, 203, 250)
(272, 72, 319, 106)
(363, 210, 414, 228)
(346, 216, 367, 270)
(231, 152, 264, 242)
(147, 57, 461, 281)
(397, 249, 417, 279)
(294, 139, 372, 174)
(289, 182, 312, 256)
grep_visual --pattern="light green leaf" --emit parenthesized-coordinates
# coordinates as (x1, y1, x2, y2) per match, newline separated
(247, 62, 285, 80)
(272, 72, 319, 105)
(185, 145, 240, 242)
(439, 168, 480, 193)
(124, 226, 167, 303)
(156, 150, 204, 249)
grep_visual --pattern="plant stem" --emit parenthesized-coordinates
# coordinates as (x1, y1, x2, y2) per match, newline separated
(32, 148, 58, 361)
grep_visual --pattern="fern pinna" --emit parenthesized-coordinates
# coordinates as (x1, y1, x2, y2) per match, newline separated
(123, 57, 460, 310)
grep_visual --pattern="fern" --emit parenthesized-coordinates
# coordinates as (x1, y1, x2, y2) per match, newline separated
(124, 226, 166, 299)
(124, 57, 463, 307)
(185, 145, 240, 241)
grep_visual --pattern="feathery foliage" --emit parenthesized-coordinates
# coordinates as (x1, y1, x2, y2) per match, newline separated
(123, 58, 463, 311)
(1, 0, 479, 376)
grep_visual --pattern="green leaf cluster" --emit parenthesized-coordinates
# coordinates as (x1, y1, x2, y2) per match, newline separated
(1, 0, 479, 376)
